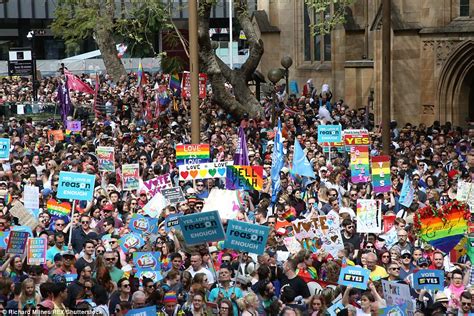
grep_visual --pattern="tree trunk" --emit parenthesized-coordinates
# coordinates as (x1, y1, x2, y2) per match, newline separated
(198, 0, 264, 119)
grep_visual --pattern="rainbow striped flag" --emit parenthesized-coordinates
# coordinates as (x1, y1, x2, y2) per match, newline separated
(4, 194, 11, 206)
(169, 73, 181, 94)
(137, 61, 145, 87)
(282, 207, 297, 222)
(175, 144, 210, 165)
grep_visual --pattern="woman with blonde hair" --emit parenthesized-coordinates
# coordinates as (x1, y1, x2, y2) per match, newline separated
(237, 292, 259, 316)
(18, 278, 40, 310)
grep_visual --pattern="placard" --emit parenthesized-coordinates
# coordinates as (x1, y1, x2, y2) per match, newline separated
(383, 215, 396, 233)
(0, 231, 10, 249)
(26, 237, 47, 265)
(96, 147, 115, 172)
(118, 233, 145, 253)
(178, 161, 232, 180)
(338, 265, 370, 290)
(0, 138, 10, 160)
(161, 187, 186, 204)
(327, 299, 344, 316)
(142, 174, 173, 197)
(7, 231, 29, 255)
(122, 164, 140, 191)
(371, 155, 391, 193)
(225, 166, 263, 191)
(201, 189, 245, 219)
(224, 220, 270, 255)
(64, 274, 77, 286)
(164, 214, 181, 232)
(176, 143, 210, 166)
(133, 252, 161, 271)
(66, 120, 81, 132)
(378, 304, 408, 316)
(142, 191, 168, 218)
(181, 72, 207, 99)
(343, 129, 370, 147)
(350, 145, 370, 183)
(128, 214, 158, 235)
(317, 125, 342, 144)
(179, 211, 225, 245)
(124, 306, 157, 316)
(356, 199, 382, 233)
(136, 271, 163, 287)
(413, 269, 444, 291)
(24, 185, 39, 212)
(9, 202, 38, 229)
(57, 171, 95, 201)
(381, 280, 415, 313)
(46, 199, 71, 219)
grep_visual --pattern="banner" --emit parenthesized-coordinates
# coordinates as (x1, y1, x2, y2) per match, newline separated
(413, 269, 444, 291)
(337, 265, 370, 290)
(350, 146, 370, 183)
(26, 237, 47, 265)
(317, 125, 342, 144)
(175, 144, 210, 166)
(381, 280, 415, 313)
(161, 187, 186, 205)
(57, 171, 95, 201)
(225, 166, 263, 191)
(142, 174, 172, 197)
(66, 120, 81, 132)
(133, 252, 161, 271)
(224, 220, 270, 255)
(181, 72, 207, 99)
(46, 199, 71, 219)
(343, 129, 370, 147)
(371, 156, 391, 193)
(128, 214, 158, 235)
(178, 161, 232, 180)
(142, 191, 168, 218)
(118, 233, 145, 253)
(96, 147, 115, 172)
(122, 164, 140, 191)
(356, 199, 382, 233)
(7, 231, 29, 255)
(0, 138, 10, 160)
(202, 189, 245, 219)
(164, 214, 181, 232)
(179, 211, 225, 245)
(24, 185, 39, 213)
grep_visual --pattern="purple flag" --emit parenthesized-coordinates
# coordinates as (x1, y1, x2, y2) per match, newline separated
(58, 79, 72, 126)
(233, 127, 250, 166)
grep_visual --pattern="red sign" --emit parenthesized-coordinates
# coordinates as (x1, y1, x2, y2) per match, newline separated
(343, 129, 370, 146)
(181, 72, 207, 99)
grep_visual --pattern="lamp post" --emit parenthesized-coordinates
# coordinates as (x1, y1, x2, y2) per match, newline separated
(27, 30, 37, 102)
(280, 56, 293, 96)
(267, 68, 284, 126)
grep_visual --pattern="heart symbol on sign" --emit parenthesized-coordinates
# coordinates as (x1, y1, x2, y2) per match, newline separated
(190, 170, 198, 178)
(199, 169, 207, 178)
(217, 168, 226, 176)
(330, 235, 339, 242)
(180, 171, 189, 179)
(208, 169, 217, 177)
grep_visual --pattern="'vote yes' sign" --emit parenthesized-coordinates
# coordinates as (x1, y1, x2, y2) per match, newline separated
(338, 265, 370, 290)
(224, 220, 270, 255)
(413, 269, 444, 291)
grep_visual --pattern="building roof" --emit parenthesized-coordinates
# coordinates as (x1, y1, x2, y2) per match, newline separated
(420, 18, 474, 34)
(252, 10, 280, 33)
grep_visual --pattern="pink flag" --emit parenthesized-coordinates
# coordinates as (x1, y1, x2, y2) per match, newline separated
(64, 70, 95, 95)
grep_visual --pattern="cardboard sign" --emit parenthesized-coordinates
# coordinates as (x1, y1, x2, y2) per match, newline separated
(338, 265, 370, 289)
(164, 214, 181, 232)
(24, 185, 39, 213)
(201, 189, 245, 219)
(128, 214, 158, 235)
(224, 220, 269, 255)
(225, 166, 263, 191)
(371, 155, 391, 193)
(356, 199, 382, 233)
(26, 237, 47, 265)
(64, 274, 77, 286)
(350, 146, 370, 183)
(413, 269, 444, 291)
(118, 233, 145, 253)
(48, 130, 64, 142)
(381, 280, 415, 313)
(0, 138, 10, 160)
(178, 161, 232, 180)
(0, 231, 10, 249)
(142, 191, 168, 218)
(66, 120, 81, 132)
(122, 164, 140, 191)
(142, 174, 172, 197)
(57, 171, 95, 201)
(46, 199, 71, 219)
(133, 252, 161, 271)
(317, 125, 342, 144)
(9, 202, 38, 229)
(179, 211, 225, 245)
(175, 143, 210, 166)
(96, 147, 115, 172)
(161, 187, 186, 204)
(7, 231, 29, 255)
(383, 215, 396, 233)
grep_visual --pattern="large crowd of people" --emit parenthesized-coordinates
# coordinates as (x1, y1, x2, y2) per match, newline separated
(0, 71, 472, 316)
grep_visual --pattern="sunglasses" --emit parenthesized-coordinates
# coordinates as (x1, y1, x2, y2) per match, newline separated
(401, 255, 411, 259)
(122, 284, 130, 288)
(81, 221, 90, 224)
(390, 267, 400, 271)
(84, 286, 92, 290)
(105, 258, 115, 262)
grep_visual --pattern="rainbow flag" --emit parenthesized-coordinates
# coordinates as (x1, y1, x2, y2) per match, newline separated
(350, 145, 370, 183)
(175, 144, 210, 166)
(47, 199, 71, 219)
(169, 73, 181, 94)
(225, 166, 263, 191)
(371, 156, 391, 193)
(282, 207, 297, 222)
(137, 61, 145, 87)
(4, 194, 11, 206)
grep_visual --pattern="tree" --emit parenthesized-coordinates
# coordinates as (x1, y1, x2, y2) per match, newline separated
(305, 0, 356, 35)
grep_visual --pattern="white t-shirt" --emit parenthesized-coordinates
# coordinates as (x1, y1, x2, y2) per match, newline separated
(188, 266, 215, 284)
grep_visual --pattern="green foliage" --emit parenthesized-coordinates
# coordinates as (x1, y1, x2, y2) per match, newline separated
(305, 0, 356, 35)
(161, 54, 185, 74)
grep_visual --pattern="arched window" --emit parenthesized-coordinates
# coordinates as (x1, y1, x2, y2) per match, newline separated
(303, 3, 331, 63)
(460, 0, 470, 16)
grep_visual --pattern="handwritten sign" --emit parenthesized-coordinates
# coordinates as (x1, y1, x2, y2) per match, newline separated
(381, 280, 415, 314)
(225, 166, 263, 191)
(142, 174, 173, 197)
(178, 161, 233, 180)
(96, 147, 115, 172)
(24, 185, 39, 214)
(175, 143, 210, 166)
(413, 269, 444, 291)
(7, 231, 29, 255)
(338, 265, 370, 290)
(356, 199, 382, 233)
(26, 237, 47, 265)
(66, 120, 81, 132)
(47, 130, 64, 142)
(0, 138, 10, 160)
(122, 164, 140, 191)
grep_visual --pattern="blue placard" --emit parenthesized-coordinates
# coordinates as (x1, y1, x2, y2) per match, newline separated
(57, 171, 95, 201)
(413, 269, 444, 291)
(136, 270, 163, 287)
(317, 125, 342, 143)
(327, 301, 344, 316)
(178, 211, 225, 245)
(133, 252, 161, 271)
(64, 274, 78, 285)
(379, 303, 408, 316)
(125, 305, 157, 316)
(128, 214, 158, 235)
(164, 213, 181, 232)
(118, 233, 145, 253)
(338, 265, 370, 290)
(224, 220, 270, 255)
(0, 138, 10, 160)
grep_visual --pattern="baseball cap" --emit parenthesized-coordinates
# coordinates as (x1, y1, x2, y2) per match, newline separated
(434, 292, 449, 303)
(417, 257, 429, 266)
(400, 249, 411, 257)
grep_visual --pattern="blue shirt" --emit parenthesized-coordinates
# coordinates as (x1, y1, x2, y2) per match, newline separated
(209, 286, 242, 316)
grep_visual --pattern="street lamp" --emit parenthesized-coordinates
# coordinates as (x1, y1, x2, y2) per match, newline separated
(280, 56, 293, 95)
(267, 68, 284, 125)
(26, 30, 37, 102)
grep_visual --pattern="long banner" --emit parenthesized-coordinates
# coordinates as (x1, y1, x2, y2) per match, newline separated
(178, 161, 232, 180)
(371, 155, 391, 193)
(350, 146, 370, 183)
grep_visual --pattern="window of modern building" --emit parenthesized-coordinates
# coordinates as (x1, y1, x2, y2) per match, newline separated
(460, 0, 470, 16)
(303, 3, 331, 63)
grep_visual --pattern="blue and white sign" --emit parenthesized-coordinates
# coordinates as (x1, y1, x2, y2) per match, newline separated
(125, 305, 157, 316)
(327, 301, 344, 316)
(118, 233, 145, 253)
(128, 214, 158, 235)
(224, 220, 270, 255)
(57, 172, 95, 201)
(178, 210, 225, 245)
(133, 252, 161, 271)
(379, 303, 408, 316)
(0, 138, 10, 160)
(64, 274, 78, 286)
(338, 265, 370, 290)
(164, 213, 181, 232)
(413, 269, 444, 291)
(317, 125, 342, 143)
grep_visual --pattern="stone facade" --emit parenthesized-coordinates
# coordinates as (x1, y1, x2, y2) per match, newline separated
(255, 0, 474, 127)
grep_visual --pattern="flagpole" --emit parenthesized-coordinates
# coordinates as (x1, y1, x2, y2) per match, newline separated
(93, 72, 99, 119)
(189, 0, 200, 143)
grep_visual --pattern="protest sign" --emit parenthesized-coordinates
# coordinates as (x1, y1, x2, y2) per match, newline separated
(122, 164, 140, 191)
(96, 147, 115, 172)
(292, 210, 344, 257)
(338, 265, 370, 290)
(181, 72, 207, 99)
(371, 155, 391, 193)
(12, 226, 33, 236)
(136, 270, 163, 286)
(343, 129, 370, 147)
(0, 231, 9, 249)
(165, 214, 181, 232)
(66, 120, 81, 132)
(356, 199, 382, 233)
(118, 233, 145, 253)
(128, 214, 158, 235)
(380, 226, 398, 249)
(327, 298, 344, 316)
(142, 191, 168, 218)
(46, 199, 71, 219)
(133, 252, 161, 271)
(178, 161, 232, 180)
(142, 174, 173, 197)
(64, 274, 77, 286)
(283, 236, 303, 254)
(161, 187, 186, 204)
(224, 220, 270, 255)
(383, 215, 396, 233)
(317, 125, 342, 143)
(47, 130, 64, 142)
(413, 269, 444, 291)
(225, 166, 263, 191)
(9, 202, 38, 229)
(176, 143, 210, 166)
(125, 305, 157, 316)
(378, 304, 408, 316)
(24, 185, 39, 213)
(202, 189, 246, 219)
(350, 146, 370, 183)
(381, 280, 415, 313)
(457, 181, 473, 202)
(399, 174, 415, 208)
(0, 138, 10, 160)
(7, 231, 29, 255)
(26, 237, 47, 265)
(57, 171, 95, 201)
(179, 211, 225, 245)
